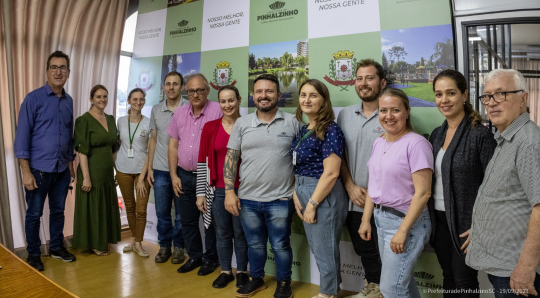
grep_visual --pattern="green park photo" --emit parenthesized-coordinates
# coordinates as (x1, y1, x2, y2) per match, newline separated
(248, 40, 309, 107)
(381, 24, 454, 107)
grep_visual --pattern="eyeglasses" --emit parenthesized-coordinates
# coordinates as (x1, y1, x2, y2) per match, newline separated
(479, 90, 523, 105)
(49, 66, 69, 73)
(187, 88, 206, 96)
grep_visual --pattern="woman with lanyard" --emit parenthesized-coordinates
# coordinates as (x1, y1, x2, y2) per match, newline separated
(115, 88, 151, 257)
(291, 79, 347, 298)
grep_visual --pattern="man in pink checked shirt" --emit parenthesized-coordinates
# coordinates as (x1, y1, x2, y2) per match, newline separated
(167, 73, 223, 275)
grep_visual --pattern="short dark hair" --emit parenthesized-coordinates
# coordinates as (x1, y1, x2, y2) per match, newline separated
(164, 71, 184, 86)
(356, 58, 384, 81)
(47, 51, 70, 70)
(253, 74, 280, 93)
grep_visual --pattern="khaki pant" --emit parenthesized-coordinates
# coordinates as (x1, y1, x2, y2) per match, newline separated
(116, 170, 150, 242)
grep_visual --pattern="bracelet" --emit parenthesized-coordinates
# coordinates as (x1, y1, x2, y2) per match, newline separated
(309, 198, 319, 207)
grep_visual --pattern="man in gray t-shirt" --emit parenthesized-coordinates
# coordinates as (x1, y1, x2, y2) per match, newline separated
(146, 71, 188, 264)
(224, 74, 300, 298)
(339, 59, 385, 298)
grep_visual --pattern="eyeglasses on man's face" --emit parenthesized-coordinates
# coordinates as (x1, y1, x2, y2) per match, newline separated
(187, 88, 207, 96)
(479, 90, 523, 105)
(49, 65, 69, 73)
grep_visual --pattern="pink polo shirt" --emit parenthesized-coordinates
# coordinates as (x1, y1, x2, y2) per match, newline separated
(167, 100, 222, 171)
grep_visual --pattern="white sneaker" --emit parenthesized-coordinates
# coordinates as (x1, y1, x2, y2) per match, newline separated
(344, 279, 382, 298)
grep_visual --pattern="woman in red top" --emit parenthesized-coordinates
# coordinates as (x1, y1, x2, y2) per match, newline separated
(196, 85, 248, 289)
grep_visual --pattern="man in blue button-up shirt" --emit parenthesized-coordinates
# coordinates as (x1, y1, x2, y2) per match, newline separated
(14, 51, 77, 271)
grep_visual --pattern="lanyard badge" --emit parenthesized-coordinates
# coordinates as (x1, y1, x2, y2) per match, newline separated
(293, 130, 311, 166)
(128, 115, 142, 158)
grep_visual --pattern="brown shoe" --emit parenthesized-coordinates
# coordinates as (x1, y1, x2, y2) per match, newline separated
(171, 247, 185, 264)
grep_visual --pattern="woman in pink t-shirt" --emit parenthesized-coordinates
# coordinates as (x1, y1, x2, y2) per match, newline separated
(359, 88, 434, 298)
(196, 85, 248, 289)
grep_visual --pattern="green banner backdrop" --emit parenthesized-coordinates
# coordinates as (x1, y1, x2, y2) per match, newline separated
(129, 0, 493, 296)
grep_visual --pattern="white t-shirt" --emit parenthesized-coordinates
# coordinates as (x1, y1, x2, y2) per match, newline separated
(115, 115, 150, 174)
(433, 148, 445, 211)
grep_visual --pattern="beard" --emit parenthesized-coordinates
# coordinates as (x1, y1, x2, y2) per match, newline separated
(255, 97, 278, 112)
(357, 85, 382, 102)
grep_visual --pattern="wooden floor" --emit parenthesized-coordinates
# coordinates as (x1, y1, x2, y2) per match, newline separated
(0, 243, 75, 298)
(42, 231, 356, 298)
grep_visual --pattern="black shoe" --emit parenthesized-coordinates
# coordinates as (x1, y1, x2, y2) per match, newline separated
(213, 272, 235, 288)
(177, 258, 203, 273)
(50, 247, 76, 262)
(171, 247, 186, 264)
(155, 247, 171, 263)
(236, 272, 249, 288)
(236, 278, 267, 297)
(197, 261, 219, 276)
(274, 280, 292, 298)
(27, 255, 44, 271)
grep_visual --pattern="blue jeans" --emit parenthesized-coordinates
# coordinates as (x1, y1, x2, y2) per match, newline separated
(25, 167, 70, 256)
(488, 274, 540, 298)
(375, 208, 431, 298)
(239, 198, 294, 282)
(176, 167, 217, 262)
(153, 169, 184, 249)
(213, 188, 248, 271)
(295, 175, 348, 295)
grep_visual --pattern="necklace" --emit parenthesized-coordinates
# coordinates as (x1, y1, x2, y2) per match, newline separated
(383, 141, 395, 154)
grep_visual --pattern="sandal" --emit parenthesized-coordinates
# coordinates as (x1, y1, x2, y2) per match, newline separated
(92, 249, 110, 256)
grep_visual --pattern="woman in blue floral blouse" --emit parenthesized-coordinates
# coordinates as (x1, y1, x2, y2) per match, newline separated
(291, 79, 347, 298)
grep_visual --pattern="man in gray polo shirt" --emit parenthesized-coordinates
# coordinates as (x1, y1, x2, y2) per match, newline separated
(466, 69, 540, 297)
(339, 59, 384, 298)
(146, 71, 188, 264)
(224, 74, 300, 298)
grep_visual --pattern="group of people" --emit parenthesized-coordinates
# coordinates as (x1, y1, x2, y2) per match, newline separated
(14, 51, 540, 298)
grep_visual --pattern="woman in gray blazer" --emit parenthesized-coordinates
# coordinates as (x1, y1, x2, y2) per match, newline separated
(428, 70, 497, 297)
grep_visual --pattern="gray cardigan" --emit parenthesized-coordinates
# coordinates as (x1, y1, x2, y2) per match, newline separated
(428, 114, 497, 258)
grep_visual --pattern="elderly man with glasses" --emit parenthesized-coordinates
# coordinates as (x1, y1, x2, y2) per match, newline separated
(466, 69, 540, 297)
(167, 73, 222, 275)
(14, 51, 77, 271)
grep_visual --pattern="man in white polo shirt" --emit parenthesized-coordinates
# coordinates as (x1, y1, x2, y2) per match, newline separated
(224, 74, 300, 298)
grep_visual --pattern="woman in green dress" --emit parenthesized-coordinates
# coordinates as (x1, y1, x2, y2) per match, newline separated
(73, 84, 121, 256)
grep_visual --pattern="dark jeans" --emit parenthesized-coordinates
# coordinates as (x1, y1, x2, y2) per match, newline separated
(239, 198, 294, 282)
(176, 167, 217, 262)
(25, 167, 70, 256)
(346, 210, 382, 284)
(488, 273, 540, 298)
(432, 210, 479, 298)
(153, 169, 185, 249)
(213, 188, 248, 272)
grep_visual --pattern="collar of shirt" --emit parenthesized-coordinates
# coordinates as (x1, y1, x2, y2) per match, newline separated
(44, 83, 66, 98)
(494, 112, 530, 145)
(188, 100, 212, 119)
(159, 100, 172, 113)
(252, 109, 285, 127)
(355, 102, 379, 120)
